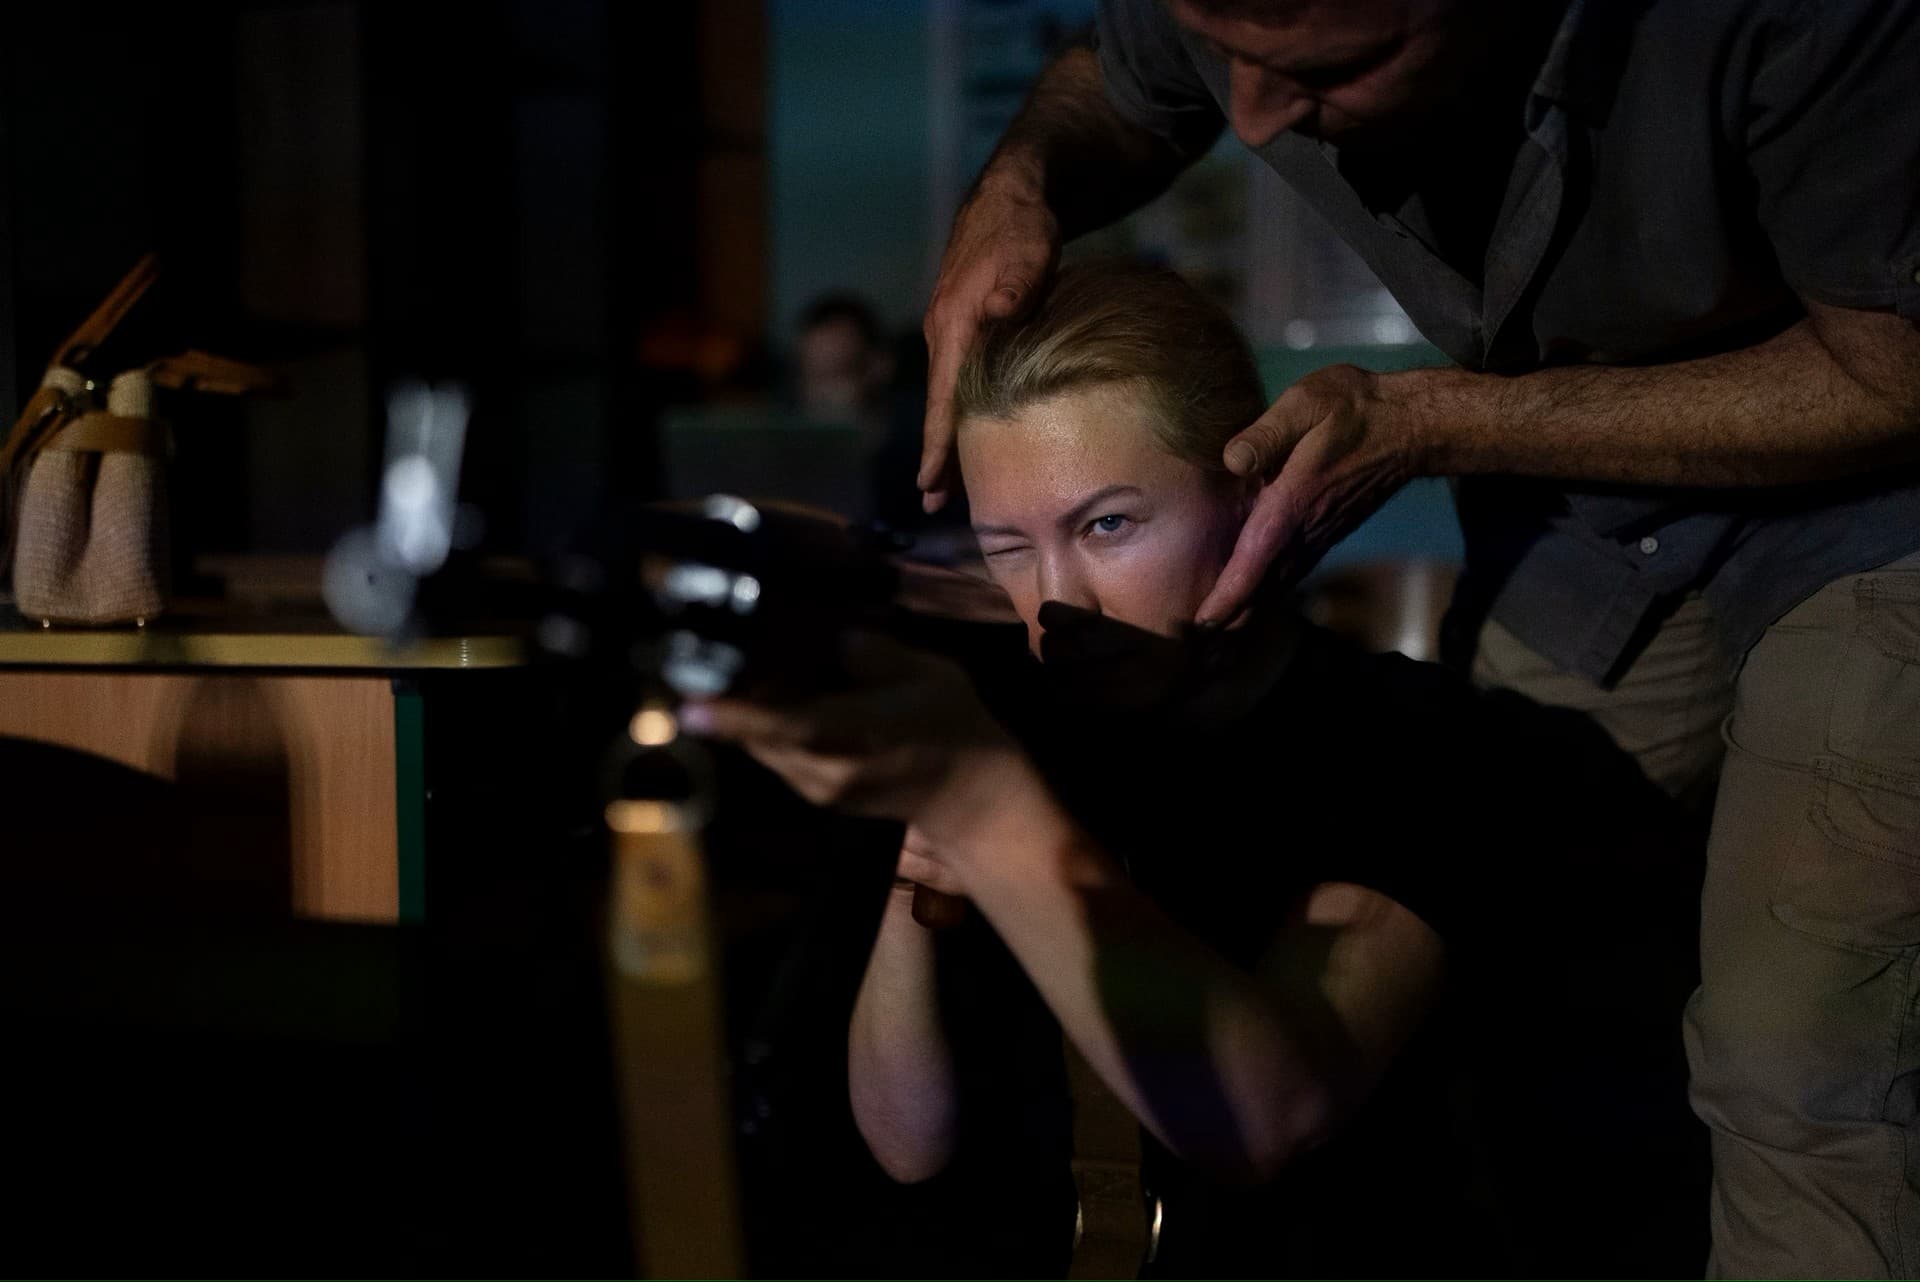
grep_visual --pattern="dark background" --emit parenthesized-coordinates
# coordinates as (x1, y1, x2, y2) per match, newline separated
(0, 3, 1704, 1275)
(0, 0, 769, 561)
(0, 3, 796, 1273)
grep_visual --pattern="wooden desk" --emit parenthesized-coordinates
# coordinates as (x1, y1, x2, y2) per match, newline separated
(0, 609, 524, 924)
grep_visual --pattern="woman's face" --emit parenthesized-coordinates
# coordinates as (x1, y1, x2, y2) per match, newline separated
(959, 383, 1248, 657)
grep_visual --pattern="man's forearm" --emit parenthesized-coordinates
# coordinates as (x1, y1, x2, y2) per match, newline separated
(981, 45, 1206, 239)
(1410, 305, 1920, 487)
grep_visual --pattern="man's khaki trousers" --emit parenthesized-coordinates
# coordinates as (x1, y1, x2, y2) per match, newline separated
(1475, 550, 1920, 1278)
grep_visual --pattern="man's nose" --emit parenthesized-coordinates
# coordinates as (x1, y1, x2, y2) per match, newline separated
(1226, 60, 1316, 147)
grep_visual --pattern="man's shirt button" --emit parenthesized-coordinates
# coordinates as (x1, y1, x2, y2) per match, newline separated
(1639, 536, 1661, 555)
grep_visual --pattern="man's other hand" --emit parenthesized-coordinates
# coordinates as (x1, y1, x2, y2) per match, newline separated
(1196, 364, 1430, 625)
(918, 177, 1061, 513)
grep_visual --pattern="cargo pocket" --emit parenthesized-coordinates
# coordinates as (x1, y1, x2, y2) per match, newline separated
(1771, 776, 1920, 951)
(1827, 570, 1920, 787)
(1771, 571, 1920, 951)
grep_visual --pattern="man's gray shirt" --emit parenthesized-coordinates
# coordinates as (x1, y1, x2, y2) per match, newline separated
(1095, 0, 1920, 683)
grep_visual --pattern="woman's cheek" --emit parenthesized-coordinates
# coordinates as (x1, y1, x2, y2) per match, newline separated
(1098, 531, 1208, 636)
(1148, 511, 1239, 620)
(1150, 511, 1230, 579)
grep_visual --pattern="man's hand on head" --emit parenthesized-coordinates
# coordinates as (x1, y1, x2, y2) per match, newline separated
(1193, 301, 1920, 627)
(919, 174, 1062, 513)
(916, 35, 1209, 514)
(1196, 364, 1433, 625)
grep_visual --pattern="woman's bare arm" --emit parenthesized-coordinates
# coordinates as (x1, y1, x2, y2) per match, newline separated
(690, 647, 1444, 1184)
(1257, 881, 1447, 1114)
(916, 751, 1442, 1183)
(848, 879, 958, 1183)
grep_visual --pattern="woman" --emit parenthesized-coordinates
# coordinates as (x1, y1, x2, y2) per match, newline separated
(687, 262, 1700, 1274)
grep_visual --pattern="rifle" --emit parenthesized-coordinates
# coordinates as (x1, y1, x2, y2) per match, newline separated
(328, 408, 1009, 1274)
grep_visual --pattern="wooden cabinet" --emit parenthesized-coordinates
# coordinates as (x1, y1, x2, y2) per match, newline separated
(0, 620, 518, 923)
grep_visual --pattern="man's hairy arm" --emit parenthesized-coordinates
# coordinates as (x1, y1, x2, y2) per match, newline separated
(920, 43, 1209, 507)
(979, 44, 1203, 236)
(1415, 303, 1920, 486)
(1198, 303, 1920, 618)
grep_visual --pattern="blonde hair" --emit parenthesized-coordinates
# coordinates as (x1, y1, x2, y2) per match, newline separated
(952, 259, 1265, 471)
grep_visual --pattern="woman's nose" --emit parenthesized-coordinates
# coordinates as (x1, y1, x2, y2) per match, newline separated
(1036, 554, 1100, 616)
(1227, 60, 1315, 147)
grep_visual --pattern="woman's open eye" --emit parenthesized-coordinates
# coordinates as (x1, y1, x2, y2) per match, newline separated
(1089, 513, 1131, 536)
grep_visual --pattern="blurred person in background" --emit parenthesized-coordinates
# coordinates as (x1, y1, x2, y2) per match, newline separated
(794, 294, 897, 427)
(793, 292, 967, 542)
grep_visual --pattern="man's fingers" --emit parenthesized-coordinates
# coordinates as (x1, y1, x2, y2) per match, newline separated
(1254, 417, 1400, 588)
(920, 219, 1055, 500)
(1196, 384, 1340, 621)
(983, 234, 1053, 320)
(1223, 386, 1322, 478)
(919, 309, 977, 495)
(1195, 479, 1305, 625)
(982, 276, 1034, 320)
